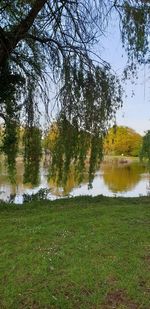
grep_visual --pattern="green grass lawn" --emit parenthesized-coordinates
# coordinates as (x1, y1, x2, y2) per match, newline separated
(0, 196, 150, 308)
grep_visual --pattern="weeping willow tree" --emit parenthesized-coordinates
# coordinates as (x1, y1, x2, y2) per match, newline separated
(0, 0, 150, 185)
(49, 62, 122, 186)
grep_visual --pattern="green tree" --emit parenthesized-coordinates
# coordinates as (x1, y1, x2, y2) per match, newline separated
(140, 130, 150, 162)
(104, 126, 142, 157)
(43, 123, 59, 154)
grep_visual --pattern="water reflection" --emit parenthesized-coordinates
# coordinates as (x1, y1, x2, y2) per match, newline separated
(48, 167, 89, 197)
(0, 155, 150, 203)
(102, 160, 146, 193)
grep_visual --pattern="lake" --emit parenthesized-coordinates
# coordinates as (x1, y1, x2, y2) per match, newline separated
(0, 156, 150, 203)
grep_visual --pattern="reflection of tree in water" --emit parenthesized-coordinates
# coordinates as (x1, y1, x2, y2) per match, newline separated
(0, 156, 23, 185)
(0, 155, 39, 200)
(48, 165, 89, 196)
(102, 161, 146, 193)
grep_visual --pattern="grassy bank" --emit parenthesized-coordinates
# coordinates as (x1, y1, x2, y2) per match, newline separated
(103, 155, 140, 163)
(0, 196, 150, 308)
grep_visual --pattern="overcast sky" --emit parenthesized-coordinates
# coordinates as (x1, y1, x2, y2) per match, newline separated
(98, 16, 150, 136)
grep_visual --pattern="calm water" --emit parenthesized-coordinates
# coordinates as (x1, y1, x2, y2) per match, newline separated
(0, 156, 150, 203)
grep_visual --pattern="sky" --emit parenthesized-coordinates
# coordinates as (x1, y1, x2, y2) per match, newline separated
(97, 16, 150, 136)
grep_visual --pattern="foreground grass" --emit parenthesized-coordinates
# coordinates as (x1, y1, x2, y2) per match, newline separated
(0, 196, 150, 309)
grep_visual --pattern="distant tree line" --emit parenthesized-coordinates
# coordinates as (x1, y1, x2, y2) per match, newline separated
(43, 124, 150, 160)
(0, 124, 148, 160)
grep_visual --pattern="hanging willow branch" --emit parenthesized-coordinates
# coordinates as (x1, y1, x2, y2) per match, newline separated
(49, 60, 123, 186)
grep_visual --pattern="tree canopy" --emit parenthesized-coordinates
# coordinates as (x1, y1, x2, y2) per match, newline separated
(104, 126, 142, 157)
(0, 0, 150, 183)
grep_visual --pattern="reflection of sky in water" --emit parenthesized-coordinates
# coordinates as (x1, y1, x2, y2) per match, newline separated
(0, 165, 150, 204)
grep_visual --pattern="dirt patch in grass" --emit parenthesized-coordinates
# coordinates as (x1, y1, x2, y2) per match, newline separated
(102, 289, 138, 309)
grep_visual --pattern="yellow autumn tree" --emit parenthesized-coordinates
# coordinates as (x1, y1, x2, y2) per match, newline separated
(43, 123, 59, 153)
(104, 126, 142, 157)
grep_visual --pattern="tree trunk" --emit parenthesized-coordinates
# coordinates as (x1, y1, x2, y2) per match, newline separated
(0, 0, 47, 69)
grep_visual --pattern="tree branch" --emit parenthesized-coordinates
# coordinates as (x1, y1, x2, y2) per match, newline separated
(0, 0, 47, 66)
(12, 0, 47, 43)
